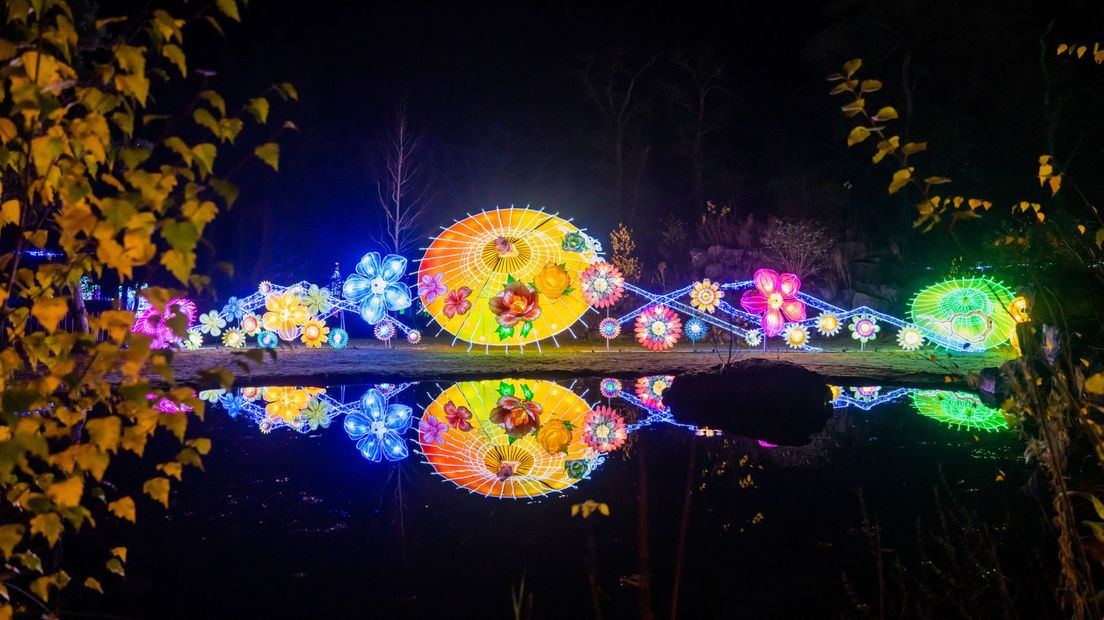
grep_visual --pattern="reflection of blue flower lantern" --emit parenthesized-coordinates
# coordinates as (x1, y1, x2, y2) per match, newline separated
(344, 388, 413, 462)
(221, 394, 247, 418)
(257, 331, 278, 348)
(343, 252, 412, 325)
(222, 296, 245, 320)
(685, 318, 707, 341)
(328, 327, 348, 349)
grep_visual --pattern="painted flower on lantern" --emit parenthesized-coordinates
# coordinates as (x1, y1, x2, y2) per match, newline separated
(257, 331, 278, 348)
(599, 317, 621, 339)
(342, 252, 413, 325)
(685, 317, 708, 341)
(739, 269, 806, 338)
(300, 318, 330, 348)
(418, 273, 447, 304)
(199, 389, 225, 403)
(345, 388, 413, 461)
(562, 231, 588, 252)
(258, 281, 274, 295)
(199, 310, 227, 337)
(406, 329, 421, 344)
(262, 291, 310, 340)
(418, 414, 449, 445)
(580, 261, 625, 308)
(222, 297, 246, 321)
(636, 375, 673, 410)
(489, 394, 543, 440)
(442, 286, 472, 318)
(443, 400, 473, 432)
(849, 314, 880, 344)
(537, 262, 572, 300)
(328, 327, 349, 349)
(690, 279, 725, 313)
(301, 284, 332, 317)
(240, 313, 262, 336)
(634, 305, 683, 351)
(263, 386, 311, 423)
(537, 419, 574, 454)
(301, 398, 331, 431)
(815, 312, 841, 337)
(222, 328, 246, 349)
(183, 331, 202, 350)
(600, 377, 623, 398)
(744, 329, 762, 347)
(1009, 296, 1030, 323)
(374, 320, 396, 341)
(896, 325, 925, 351)
(782, 323, 810, 349)
(241, 387, 262, 401)
(489, 280, 542, 339)
(584, 406, 627, 453)
(133, 298, 197, 349)
(564, 459, 591, 479)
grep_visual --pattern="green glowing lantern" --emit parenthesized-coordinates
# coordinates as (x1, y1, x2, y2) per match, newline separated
(910, 390, 1010, 432)
(909, 277, 1017, 350)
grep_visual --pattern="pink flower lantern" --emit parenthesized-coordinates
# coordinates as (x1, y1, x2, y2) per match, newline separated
(739, 269, 806, 338)
(132, 298, 197, 349)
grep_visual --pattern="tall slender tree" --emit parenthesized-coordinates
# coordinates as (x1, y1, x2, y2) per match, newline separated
(372, 101, 431, 254)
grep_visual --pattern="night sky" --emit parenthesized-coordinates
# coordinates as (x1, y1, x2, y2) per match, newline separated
(183, 0, 1104, 295)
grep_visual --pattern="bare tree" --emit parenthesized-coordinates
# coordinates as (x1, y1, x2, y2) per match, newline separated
(665, 50, 731, 212)
(757, 218, 834, 279)
(371, 102, 431, 254)
(579, 48, 658, 223)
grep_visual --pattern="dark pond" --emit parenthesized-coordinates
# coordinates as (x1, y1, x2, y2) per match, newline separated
(76, 374, 1040, 619)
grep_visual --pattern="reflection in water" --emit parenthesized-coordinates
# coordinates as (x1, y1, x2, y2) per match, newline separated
(204, 377, 1010, 500)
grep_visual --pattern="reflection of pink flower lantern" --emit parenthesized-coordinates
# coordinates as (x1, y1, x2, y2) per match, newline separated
(146, 393, 195, 414)
(132, 298, 197, 349)
(739, 269, 806, 338)
(757, 439, 778, 448)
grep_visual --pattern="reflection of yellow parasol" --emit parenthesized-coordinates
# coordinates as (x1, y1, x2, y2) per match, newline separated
(416, 207, 597, 347)
(419, 379, 600, 499)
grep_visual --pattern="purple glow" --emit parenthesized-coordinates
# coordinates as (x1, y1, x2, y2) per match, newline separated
(132, 298, 197, 348)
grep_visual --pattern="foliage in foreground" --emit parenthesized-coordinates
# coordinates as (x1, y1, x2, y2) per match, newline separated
(0, 0, 291, 615)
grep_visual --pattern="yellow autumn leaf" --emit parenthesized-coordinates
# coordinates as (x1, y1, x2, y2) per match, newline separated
(110, 546, 127, 562)
(29, 513, 63, 547)
(83, 577, 103, 593)
(1077, 45, 1088, 58)
(888, 167, 912, 194)
(46, 476, 83, 508)
(1057, 43, 1069, 55)
(0, 200, 18, 227)
(846, 125, 870, 146)
(31, 297, 68, 333)
(0, 525, 24, 559)
(86, 417, 122, 452)
(142, 477, 170, 508)
(1078, 224, 1086, 234)
(842, 58, 862, 77)
(1086, 373, 1104, 395)
(97, 310, 135, 343)
(157, 462, 183, 480)
(106, 557, 125, 577)
(254, 142, 279, 171)
(187, 437, 212, 455)
(107, 497, 136, 522)
(859, 79, 882, 92)
(1036, 211, 1045, 223)
(1048, 174, 1061, 195)
(873, 106, 897, 120)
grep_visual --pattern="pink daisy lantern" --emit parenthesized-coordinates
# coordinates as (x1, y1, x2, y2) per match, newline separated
(739, 269, 806, 338)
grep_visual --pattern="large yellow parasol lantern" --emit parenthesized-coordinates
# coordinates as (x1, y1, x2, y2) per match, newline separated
(415, 207, 599, 348)
(418, 379, 602, 499)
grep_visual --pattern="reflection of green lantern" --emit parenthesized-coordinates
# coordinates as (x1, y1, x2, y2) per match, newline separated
(910, 390, 1009, 432)
(564, 459, 591, 479)
(910, 277, 1016, 350)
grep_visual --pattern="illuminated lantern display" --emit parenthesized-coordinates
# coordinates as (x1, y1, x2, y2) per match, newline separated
(328, 327, 349, 349)
(598, 317, 621, 339)
(583, 405, 627, 453)
(851, 386, 881, 401)
(782, 323, 810, 349)
(739, 268, 806, 337)
(636, 375, 673, 410)
(599, 377, 622, 398)
(262, 386, 312, 425)
(634, 305, 683, 351)
(343, 252, 413, 325)
(744, 329, 762, 347)
(815, 312, 841, 337)
(896, 325, 925, 351)
(374, 320, 396, 341)
(300, 318, 329, 347)
(1008, 296, 1030, 323)
(222, 328, 246, 349)
(689, 279, 724, 313)
(685, 317, 708, 341)
(419, 379, 601, 499)
(132, 298, 197, 349)
(198, 310, 226, 337)
(406, 329, 422, 344)
(344, 388, 413, 461)
(580, 261, 625, 308)
(910, 390, 1010, 432)
(909, 277, 1017, 350)
(262, 291, 309, 341)
(849, 314, 880, 344)
(417, 207, 597, 347)
(257, 331, 278, 348)
(239, 313, 262, 336)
